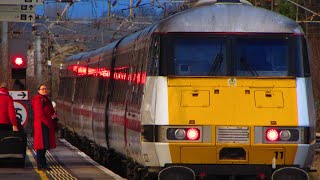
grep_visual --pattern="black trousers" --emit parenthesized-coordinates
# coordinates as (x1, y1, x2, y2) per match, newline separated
(36, 149, 47, 168)
(36, 123, 50, 169)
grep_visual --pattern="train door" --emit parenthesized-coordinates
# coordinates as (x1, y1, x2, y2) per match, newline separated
(93, 74, 109, 147)
(57, 77, 74, 128)
(124, 49, 135, 154)
(82, 74, 97, 139)
(64, 76, 74, 131)
(92, 54, 110, 147)
(108, 47, 131, 155)
(73, 73, 87, 135)
(125, 37, 147, 162)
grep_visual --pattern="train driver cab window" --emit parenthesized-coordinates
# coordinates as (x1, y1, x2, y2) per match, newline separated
(235, 38, 289, 76)
(170, 37, 227, 76)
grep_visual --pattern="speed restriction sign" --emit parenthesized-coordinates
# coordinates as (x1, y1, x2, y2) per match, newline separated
(13, 101, 28, 126)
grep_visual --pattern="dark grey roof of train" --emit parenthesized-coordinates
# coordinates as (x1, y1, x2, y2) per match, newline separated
(155, 2, 304, 34)
(65, 52, 89, 62)
(64, 40, 121, 63)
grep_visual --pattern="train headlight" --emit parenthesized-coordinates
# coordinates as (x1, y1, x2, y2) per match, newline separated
(266, 128, 279, 141)
(175, 129, 186, 140)
(279, 130, 291, 141)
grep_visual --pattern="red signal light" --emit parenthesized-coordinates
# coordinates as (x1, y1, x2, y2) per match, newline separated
(12, 56, 26, 68)
(14, 57, 24, 66)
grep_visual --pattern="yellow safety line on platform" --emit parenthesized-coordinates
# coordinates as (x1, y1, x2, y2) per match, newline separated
(45, 150, 77, 179)
(26, 148, 49, 180)
(27, 138, 77, 180)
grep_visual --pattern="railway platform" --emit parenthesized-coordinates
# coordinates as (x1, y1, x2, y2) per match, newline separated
(0, 138, 125, 180)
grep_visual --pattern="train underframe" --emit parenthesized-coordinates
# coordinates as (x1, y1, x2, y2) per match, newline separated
(160, 164, 310, 180)
(60, 127, 155, 179)
(60, 127, 310, 180)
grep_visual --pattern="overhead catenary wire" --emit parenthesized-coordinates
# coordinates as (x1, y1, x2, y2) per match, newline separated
(42, 0, 320, 54)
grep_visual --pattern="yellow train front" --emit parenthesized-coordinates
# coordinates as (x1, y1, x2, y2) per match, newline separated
(150, 78, 315, 179)
(140, 1, 316, 179)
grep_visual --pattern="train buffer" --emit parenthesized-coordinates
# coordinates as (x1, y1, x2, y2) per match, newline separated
(0, 138, 126, 180)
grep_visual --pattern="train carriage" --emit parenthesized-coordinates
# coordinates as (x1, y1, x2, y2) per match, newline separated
(57, 0, 316, 179)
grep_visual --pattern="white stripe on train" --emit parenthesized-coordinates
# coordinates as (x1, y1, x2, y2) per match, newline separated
(295, 77, 316, 167)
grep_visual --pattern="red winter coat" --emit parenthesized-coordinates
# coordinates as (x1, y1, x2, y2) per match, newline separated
(31, 94, 56, 150)
(0, 87, 17, 126)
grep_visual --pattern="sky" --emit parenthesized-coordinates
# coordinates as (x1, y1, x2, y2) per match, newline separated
(36, 0, 169, 20)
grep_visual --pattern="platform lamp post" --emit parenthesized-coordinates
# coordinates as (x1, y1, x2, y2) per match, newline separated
(33, 25, 43, 85)
(33, 23, 60, 98)
(40, 34, 53, 99)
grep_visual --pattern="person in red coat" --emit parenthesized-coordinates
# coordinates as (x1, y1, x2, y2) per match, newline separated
(31, 84, 57, 170)
(0, 82, 18, 131)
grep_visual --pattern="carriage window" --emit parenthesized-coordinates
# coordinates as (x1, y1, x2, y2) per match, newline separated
(235, 39, 289, 76)
(170, 38, 227, 76)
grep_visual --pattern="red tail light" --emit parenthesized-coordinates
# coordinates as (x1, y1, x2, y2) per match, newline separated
(186, 128, 200, 140)
(166, 127, 201, 141)
(266, 128, 279, 141)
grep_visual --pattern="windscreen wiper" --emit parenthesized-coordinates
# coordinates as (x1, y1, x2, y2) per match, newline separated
(208, 53, 224, 75)
(240, 57, 259, 76)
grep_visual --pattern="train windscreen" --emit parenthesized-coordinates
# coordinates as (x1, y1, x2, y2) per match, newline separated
(163, 35, 308, 77)
(234, 38, 288, 76)
(170, 37, 227, 76)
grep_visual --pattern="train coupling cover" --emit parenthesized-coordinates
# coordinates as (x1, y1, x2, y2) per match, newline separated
(272, 167, 309, 180)
(158, 166, 195, 180)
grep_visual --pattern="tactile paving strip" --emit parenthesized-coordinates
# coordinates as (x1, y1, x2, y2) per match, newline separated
(27, 138, 77, 180)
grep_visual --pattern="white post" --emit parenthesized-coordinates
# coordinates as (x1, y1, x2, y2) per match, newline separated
(35, 34, 42, 82)
(1, 21, 8, 82)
